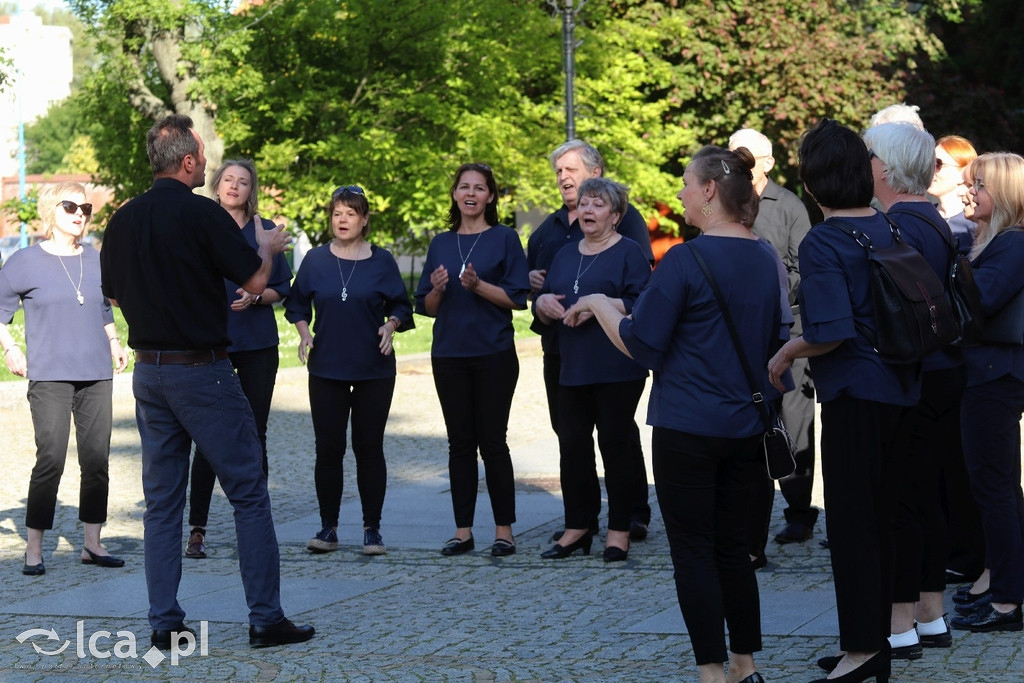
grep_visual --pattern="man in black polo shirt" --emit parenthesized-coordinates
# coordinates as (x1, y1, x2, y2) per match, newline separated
(526, 139, 654, 541)
(101, 114, 314, 650)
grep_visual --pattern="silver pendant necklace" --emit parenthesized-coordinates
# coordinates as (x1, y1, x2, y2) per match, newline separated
(457, 231, 484, 277)
(336, 255, 357, 302)
(573, 251, 599, 294)
(56, 251, 84, 305)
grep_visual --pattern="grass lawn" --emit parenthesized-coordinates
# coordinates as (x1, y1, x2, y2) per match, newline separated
(1, 307, 537, 381)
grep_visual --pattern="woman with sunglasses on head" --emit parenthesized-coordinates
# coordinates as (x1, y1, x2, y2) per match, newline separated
(0, 182, 130, 576)
(948, 152, 1024, 634)
(183, 159, 293, 560)
(415, 163, 530, 557)
(286, 185, 413, 556)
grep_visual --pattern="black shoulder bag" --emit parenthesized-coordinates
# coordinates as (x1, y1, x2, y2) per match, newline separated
(687, 242, 796, 480)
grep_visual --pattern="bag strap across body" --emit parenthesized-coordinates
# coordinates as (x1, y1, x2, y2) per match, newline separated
(686, 241, 775, 433)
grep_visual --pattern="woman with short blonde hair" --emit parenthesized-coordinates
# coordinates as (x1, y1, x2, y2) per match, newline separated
(0, 182, 129, 576)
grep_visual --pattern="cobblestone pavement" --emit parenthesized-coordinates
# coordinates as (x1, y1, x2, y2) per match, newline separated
(0, 339, 1021, 682)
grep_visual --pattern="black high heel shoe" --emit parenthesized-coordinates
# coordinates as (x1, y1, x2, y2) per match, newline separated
(602, 546, 628, 562)
(540, 532, 593, 559)
(737, 673, 765, 683)
(809, 649, 890, 683)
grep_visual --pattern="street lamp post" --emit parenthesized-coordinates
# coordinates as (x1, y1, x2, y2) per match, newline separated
(550, 0, 587, 142)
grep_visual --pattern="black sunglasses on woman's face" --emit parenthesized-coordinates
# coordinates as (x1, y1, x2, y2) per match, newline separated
(58, 200, 93, 218)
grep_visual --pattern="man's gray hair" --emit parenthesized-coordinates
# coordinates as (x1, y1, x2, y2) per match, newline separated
(863, 123, 936, 195)
(869, 104, 924, 131)
(728, 128, 772, 158)
(549, 139, 604, 174)
(147, 114, 198, 176)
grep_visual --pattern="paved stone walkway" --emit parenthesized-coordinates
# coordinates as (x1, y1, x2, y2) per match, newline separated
(0, 339, 1020, 681)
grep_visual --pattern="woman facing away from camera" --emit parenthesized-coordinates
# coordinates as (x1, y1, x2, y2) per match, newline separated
(286, 185, 413, 556)
(0, 182, 130, 575)
(769, 119, 923, 683)
(184, 159, 292, 560)
(567, 146, 779, 683)
(415, 163, 530, 558)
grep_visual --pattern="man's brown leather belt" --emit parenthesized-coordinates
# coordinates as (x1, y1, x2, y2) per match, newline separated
(134, 348, 229, 365)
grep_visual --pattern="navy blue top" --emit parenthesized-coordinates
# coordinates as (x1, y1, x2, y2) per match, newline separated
(286, 244, 413, 380)
(947, 210, 977, 256)
(526, 203, 654, 354)
(225, 217, 293, 352)
(414, 225, 530, 358)
(618, 236, 781, 438)
(798, 212, 920, 405)
(536, 237, 650, 386)
(886, 202, 963, 372)
(101, 177, 262, 350)
(0, 243, 115, 381)
(963, 229, 1024, 387)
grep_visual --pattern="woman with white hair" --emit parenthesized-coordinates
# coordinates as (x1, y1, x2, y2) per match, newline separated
(0, 182, 130, 576)
(862, 122, 962, 658)
(949, 152, 1024, 633)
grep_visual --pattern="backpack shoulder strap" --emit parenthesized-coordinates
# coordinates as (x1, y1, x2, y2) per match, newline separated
(887, 206, 957, 254)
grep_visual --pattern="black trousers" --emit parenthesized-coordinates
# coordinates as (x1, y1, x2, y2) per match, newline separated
(544, 352, 650, 527)
(961, 374, 1024, 605)
(25, 380, 113, 529)
(189, 347, 279, 528)
(432, 348, 519, 528)
(821, 396, 913, 653)
(308, 373, 395, 529)
(653, 427, 763, 665)
(891, 366, 964, 601)
(557, 380, 646, 532)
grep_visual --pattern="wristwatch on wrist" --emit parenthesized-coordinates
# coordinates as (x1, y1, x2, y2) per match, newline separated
(254, 294, 263, 305)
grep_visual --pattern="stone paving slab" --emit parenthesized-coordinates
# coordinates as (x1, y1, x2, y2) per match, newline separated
(1, 339, 1022, 682)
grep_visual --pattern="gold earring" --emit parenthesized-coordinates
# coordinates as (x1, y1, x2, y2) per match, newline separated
(701, 200, 713, 217)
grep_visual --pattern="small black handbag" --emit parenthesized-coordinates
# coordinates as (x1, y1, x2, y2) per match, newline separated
(687, 242, 797, 480)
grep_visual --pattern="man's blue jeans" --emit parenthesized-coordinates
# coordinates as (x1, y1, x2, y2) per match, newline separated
(133, 359, 284, 629)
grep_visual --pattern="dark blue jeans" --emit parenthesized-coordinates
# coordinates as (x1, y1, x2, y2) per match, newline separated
(133, 359, 284, 629)
(961, 374, 1024, 605)
(189, 346, 279, 528)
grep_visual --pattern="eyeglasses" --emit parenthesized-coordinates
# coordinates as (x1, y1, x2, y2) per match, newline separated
(331, 185, 365, 198)
(58, 200, 93, 218)
(973, 179, 986, 191)
(868, 150, 884, 165)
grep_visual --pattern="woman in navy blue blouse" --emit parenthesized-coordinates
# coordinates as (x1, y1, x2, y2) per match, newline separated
(185, 159, 293, 561)
(414, 163, 530, 558)
(768, 120, 922, 683)
(534, 177, 650, 562)
(568, 147, 778, 683)
(286, 186, 413, 556)
(947, 152, 1024, 634)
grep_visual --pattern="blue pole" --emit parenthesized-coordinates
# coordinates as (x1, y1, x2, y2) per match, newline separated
(16, 1, 27, 248)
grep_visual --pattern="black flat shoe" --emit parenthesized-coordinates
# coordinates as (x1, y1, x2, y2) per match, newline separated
(917, 619, 952, 648)
(152, 623, 195, 650)
(889, 642, 922, 660)
(809, 649, 890, 682)
(774, 521, 813, 544)
(737, 673, 765, 683)
(490, 538, 516, 557)
(440, 536, 474, 556)
(629, 521, 648, 541)
(950, 604, 1023, 633)
(954, 592, 993, 616)
(603, 546, 628, 563)
(22, 556, 44, 576)
(249, 618, 316, 647)
(817, 654, 842, 672)
(952, 587, 991, 605)
(540, 532, 593, 559)
(81, 547, 125, 568)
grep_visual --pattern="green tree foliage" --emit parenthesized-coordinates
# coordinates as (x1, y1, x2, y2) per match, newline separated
(23, 96, 100, 174)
